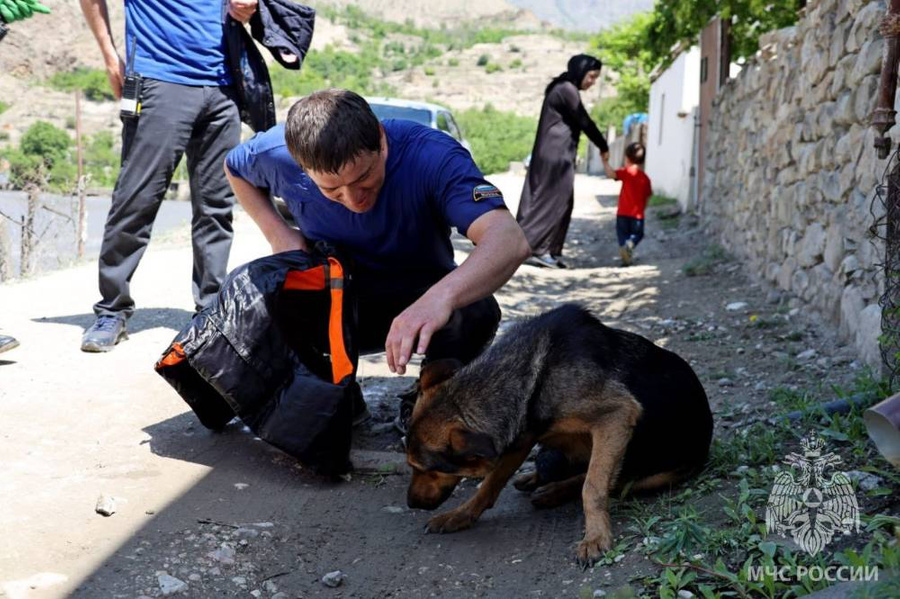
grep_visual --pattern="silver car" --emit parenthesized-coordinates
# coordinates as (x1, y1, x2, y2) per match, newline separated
(365, 97, 472, 154)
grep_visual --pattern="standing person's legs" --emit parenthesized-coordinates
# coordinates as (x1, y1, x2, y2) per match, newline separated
(615, 216, 629, 248)
(547, 191, 575, 260)
(184, 85, 241, 312)
(84, 80, 203, 352)
(628, 218, 645, 247)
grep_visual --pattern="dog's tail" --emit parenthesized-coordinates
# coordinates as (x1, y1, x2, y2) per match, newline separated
(626, 466, 702, 494)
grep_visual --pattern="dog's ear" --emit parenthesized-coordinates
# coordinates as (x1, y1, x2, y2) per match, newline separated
(449, 427, 498, 461)
(420, 359, 463, 392)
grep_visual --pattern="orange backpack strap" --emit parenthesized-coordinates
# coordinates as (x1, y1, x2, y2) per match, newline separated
(326, 257, 354, 384)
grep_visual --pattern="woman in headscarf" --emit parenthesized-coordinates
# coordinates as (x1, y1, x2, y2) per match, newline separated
(517, 53, 609, 268)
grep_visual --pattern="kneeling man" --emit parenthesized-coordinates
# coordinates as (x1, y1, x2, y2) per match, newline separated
(224, 89, 530, 427)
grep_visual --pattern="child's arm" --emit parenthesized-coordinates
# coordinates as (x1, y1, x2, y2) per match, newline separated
(601, 153, 617, 180)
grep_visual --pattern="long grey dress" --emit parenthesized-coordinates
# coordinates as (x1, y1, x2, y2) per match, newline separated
(516, 80, 609, 257)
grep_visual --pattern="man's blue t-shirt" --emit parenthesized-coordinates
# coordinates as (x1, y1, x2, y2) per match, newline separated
(226, 120, 507, 294)
(125, 0, 231, 86)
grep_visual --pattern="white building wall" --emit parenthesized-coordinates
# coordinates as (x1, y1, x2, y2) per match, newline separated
(646, 46, 700, 210)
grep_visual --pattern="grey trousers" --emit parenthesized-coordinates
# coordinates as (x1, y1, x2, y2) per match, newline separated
(94, 78, 241, 319)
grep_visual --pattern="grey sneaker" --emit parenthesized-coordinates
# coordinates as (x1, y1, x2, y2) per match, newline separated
(81, 316, 128, 352)
(0, 335, 19, 354)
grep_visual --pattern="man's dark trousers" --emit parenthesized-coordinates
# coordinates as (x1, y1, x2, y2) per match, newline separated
(94, 78, 241, 320)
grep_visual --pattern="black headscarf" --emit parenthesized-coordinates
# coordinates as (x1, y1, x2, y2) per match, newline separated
(545, 53, 603, 95)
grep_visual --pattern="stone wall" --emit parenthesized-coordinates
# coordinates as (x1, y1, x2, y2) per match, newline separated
(701, 0, 888, 368)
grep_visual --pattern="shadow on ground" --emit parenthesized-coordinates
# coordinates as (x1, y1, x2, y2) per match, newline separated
(34, 307, 195, 335)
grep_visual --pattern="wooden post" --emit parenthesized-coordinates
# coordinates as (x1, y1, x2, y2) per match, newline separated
(75, 90, 86, 259)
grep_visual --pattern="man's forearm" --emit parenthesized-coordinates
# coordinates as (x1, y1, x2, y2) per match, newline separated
(224, 164, 308, 253)
(424, 211, 529, 311)
(79, 0, 118, 64)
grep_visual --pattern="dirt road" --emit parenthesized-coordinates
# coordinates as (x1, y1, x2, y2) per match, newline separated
(0, 174, 867, 598)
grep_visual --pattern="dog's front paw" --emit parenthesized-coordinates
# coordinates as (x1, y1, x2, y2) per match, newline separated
(575, 530, 612, 569)
(425, 508, 478, 534)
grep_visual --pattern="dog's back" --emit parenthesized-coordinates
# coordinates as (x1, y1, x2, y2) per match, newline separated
(474, 304, 713, 480)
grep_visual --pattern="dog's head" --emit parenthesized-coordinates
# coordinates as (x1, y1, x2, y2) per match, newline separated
(406, 359, 500, 510)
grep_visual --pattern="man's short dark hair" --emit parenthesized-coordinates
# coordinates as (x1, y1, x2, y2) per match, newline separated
(285, 89, 381, 174)
(625, 142, 645, 165)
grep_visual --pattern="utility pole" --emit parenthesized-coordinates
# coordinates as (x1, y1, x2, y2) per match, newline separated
(872, 0, 900, 386)
(75, 90, 86, 259)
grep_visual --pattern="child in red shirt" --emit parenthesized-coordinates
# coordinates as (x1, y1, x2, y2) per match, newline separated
(602, 142, 652, 266)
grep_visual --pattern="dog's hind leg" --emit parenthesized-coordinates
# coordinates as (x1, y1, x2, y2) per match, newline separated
(531, 473, 586, 509)
(575, 398, 642, 568)
(426, 443, 534, 534)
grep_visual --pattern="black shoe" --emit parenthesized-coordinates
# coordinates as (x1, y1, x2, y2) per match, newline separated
(527, 254, 564, 269)
(81, 316, 128, 353)
(551, 255, 568, 269)
(0, 335, 19, 354)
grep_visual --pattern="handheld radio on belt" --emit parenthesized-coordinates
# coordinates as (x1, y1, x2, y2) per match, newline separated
(119, 36, 143, 119)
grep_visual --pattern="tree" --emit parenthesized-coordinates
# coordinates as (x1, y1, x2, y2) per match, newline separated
(590, 12, 656, 131)
(646, 0, 803, 67)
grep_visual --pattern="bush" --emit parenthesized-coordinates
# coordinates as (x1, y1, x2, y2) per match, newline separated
(485, 63, 502, 74)
(456, 104, 536, 175)
(476, 54, 489, 67)
(47, 68, 114, 102)
(509, 58, 522, 69)
(448, 58, 459, 67)
(20, 121, 71, 167)
(424, 66, 435, 76)
(0, 101, 9, 116)
(85, 130, 120, 189)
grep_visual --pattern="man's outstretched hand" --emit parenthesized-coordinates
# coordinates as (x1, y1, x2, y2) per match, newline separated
(385, 293, 453, 375)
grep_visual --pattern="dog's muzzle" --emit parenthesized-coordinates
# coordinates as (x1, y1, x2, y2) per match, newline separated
(407, 469, 460, 510)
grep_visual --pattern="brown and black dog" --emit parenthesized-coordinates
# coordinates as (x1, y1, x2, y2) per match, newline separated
(405, 304, 713, 566)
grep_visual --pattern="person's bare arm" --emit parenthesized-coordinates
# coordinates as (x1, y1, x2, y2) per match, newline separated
(384, 209, 530, 374)
(224, 162, 309, 254)
(79, 0, 124, 99)
(602, 154, 617, 180)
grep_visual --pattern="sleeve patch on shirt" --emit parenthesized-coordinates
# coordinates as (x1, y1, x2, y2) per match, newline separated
(473, 184, 503, 202)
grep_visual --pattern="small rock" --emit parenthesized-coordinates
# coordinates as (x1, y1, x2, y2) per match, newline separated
(736, 347, 745, 354)
(234, 527, 259, 538)
(263, 580, 278, 593)
(250, 591, 261, 598)
(382, 506, 404, 514)
(718, 378, 734, 387)
(322, 570, 345, 588)
(846, 470, 883, 492)
(188, 573, 201, 582)
(272, 594, 289, 599)
(726, 302, 748, 311)
(796, 349, 818, 361)
(765, 290, 783, 304)
(208, 545, 236, 565)
(157, 574, 188, 596)
(231, 576, 247, 586)
(789, 308, 800, 317)
(593, 591, 607, 598)
(754, 382, 767, 391)
(613, 554, 625, 563)
(234, 483, 249, 490)
(678, 591, 695, 599)
(95, 495, 117, 517)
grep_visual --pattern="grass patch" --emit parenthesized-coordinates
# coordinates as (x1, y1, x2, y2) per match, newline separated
(610, 371, 898, 596)
(0, 101, 9, 116)
(47, 67, 114, 101)
(683, 244, 730, 277)
(648, 194, 678, 207)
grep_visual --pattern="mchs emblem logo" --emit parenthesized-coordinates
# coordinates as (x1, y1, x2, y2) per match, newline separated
(765, 434, 860, 556)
